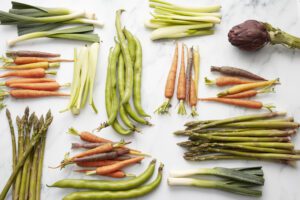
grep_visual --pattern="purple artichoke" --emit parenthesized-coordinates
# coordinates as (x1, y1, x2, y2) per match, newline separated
(228, 20, 300, 51)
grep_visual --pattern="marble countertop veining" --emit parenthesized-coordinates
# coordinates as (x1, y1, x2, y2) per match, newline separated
(0, 0, 300, 200)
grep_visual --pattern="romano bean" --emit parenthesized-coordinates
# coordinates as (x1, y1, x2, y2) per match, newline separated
(62, 163, 163, 200)
(49, 160, 156, 190)
(123, 28, 136, 63)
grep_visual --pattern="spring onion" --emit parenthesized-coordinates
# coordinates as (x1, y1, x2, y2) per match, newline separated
(145, 0, 221, 40)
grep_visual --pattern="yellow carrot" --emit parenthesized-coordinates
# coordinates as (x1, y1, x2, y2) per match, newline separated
(193, 46, 200, 98)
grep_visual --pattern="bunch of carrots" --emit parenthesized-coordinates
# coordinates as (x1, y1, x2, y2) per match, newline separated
(155, 43, 200, 116)
(0, 50, 72, 109)
(53, 128, 146, 178)
(0, 107, 53, 200)
(200, 66, 279, 111)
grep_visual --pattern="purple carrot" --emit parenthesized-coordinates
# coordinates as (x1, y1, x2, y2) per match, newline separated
(6, 50, 60, 58)
(71, 142, 113, 149)
(74, 148, 129, 163)
(185, 47, 193, 104)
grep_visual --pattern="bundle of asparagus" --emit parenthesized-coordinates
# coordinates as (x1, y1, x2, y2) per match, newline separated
(174, 112, 300, 164)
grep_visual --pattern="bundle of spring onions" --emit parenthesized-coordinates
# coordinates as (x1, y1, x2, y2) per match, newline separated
(168, 166, 264, 197)
(0, 1, 102, 46)
(200, 66, 278, 111)
(145, 0, 221, 40)
(174, 112, 300, 164)
(61, 43, 99, 115)
(155, 43, 200, 116)
(0, 108, 53, 200)
(96, 10, 151, 135)
(0, 50, 71, 109)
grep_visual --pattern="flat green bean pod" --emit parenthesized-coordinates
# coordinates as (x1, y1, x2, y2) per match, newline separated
(49, 159, 156, 190)
(123, 28, 136, 63)
(62, 163, 163, 200)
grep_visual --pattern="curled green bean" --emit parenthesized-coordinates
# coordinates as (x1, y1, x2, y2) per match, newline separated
(116, 9, 133, 104)
(62, 163, 163, 200)
(49, 160, 156, 190)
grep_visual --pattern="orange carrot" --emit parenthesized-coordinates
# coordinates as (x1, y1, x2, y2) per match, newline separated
(87, 156, 144, 175)
(9, 82, 70, 91)
(0, 62, 60, 70)
(199, 97, 274, 110)
(155, 43, 179, 114)
(190, 79, 198, 116)
(0, 68, 56, 78)
(76, 169, 127, 178)
(0, 78, 55, 87)
(177, 44, 186, 115)
(9, 89, 69, 98)
(71, 143, 115, 160)
(76, 160, 120, 168)
(205, 76, 256, 86)
(68, 128, 112, 143)
(14, 57, 73, 65)
(223, 87, 275, 99)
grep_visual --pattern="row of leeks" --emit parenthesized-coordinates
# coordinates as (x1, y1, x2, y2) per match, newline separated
(145, 0, 222, 40)
(61, 43, 99, 115)
(0, 1, 102, 46)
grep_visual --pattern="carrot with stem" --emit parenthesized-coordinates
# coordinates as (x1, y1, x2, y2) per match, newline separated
(7, 57, 73, 65)
(218, 79, 279, 97)
(86, 156, 144, 175)
(190, 78, 198, 117)
(76, 169, 132, 178)
(1, 89, 69, 98)
(0, 68, 57, 78)
(155, 42, 178, 114)
(177, 43, 186, 115)
(193, 46, 200, 97)
(76, 160, 121, 168)
(0, 62, 60, 70)
(0, 78, 55, 87)
(68, 127, 111, 143)
(6, 50, 60, 58)
(199, 97, 275, 111)
(185, 47, 193, 105)
(223, 87, 275, 99)
(205, 76, 256, 87)
(9, 82, 70, 91)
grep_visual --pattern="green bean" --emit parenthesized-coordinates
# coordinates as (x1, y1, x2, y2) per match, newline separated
(116, 9, 133, 104)
(123, 28, 136, 63)
(49, 159, 156, 190)
(118, 54, 137, 131)
(62, 163, 163, 200)
(132, 36, 150, 118)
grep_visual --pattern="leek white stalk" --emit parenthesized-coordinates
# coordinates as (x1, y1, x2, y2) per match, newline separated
(152, 13, 221, 24)
(88, 42, 99, 113)
(65, 18, 104, 27)
(144, 20, 167, 29)
(154, 7, 222, 18)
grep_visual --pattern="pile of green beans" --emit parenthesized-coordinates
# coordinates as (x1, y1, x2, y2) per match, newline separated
(49, 160, 163, 200)
(97, 9, 151, 135)
(174, 112, 300, 164)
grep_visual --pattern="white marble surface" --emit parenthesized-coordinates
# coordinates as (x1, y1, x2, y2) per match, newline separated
(1, 0, 300, 199)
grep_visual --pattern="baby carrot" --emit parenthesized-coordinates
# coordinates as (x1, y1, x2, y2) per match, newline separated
(76, 160, 120, 168)
(76, 169, 128, 178)
(8, 89, 69, 98)
(199, 97, 275, 111)
(14, 57, 73, 65)
(190, 79, 198, 117)
(0, 78, 55, 87)
(155, 42, 179, 114)
(9, 82, 70, 91)
(6, 50, 60, 58)
(70, 143, 117, 159)
(185, 47, 193, 104)
(86, 156, 144, 175)
(0, 68, 57, 78)
(177, 44, 186, 115)
(193, 46, 200, 98)
(68, 127, 111, 143)
(205, 76, 256, 86)
(211, 66, 267, 81)
(0, 62, 60, 70)
(218, 79, 279, 97)
(223, 87, 274, 99)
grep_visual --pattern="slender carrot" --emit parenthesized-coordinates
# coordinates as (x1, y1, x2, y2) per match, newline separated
(70, 143, 118, 160)
(193, 46, 200, 98)
(155, 42, 179, 114)
(185, 47, 193, 104)
(9, 82, 70, 91)
(86, 156, 144, 175)
(205, 76, 256, 86)
(190, 79, 198, 117)
(6, 50, 60, 58)
(0, 68, 57, 78)
(0, 62, 60, 70)
(223, 87, 274, 99)
(71, 142, 111, 149)
(76, 160, 120, 168)
(211, 66, 267, 81)
(6, 90, 69, 98)
(218, 79, 279, 97)
(68, 127, 111, 143)
(0, 78, 56, 87)
(76, 169, 128, 178)
(177, 43, 186, 115)
(199, 97, 275, 111)
(14, 57, 73, 65)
